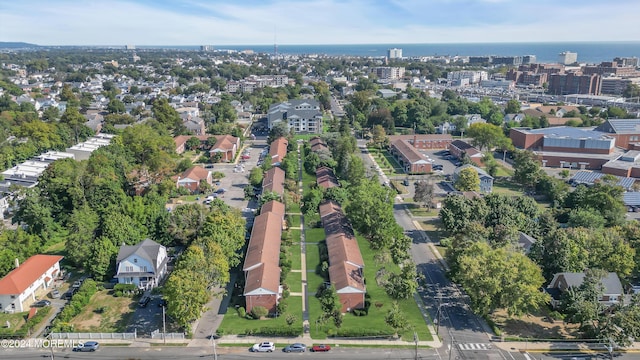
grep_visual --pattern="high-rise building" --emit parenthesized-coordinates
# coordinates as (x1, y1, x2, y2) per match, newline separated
(125, 44, 135, 50)
(370, 67, 405, 80)
(387, 48, 403, 59)
(200, 45, 213, 52)
(558, 51, 578, 65)
(548, 72, 600, 95)
(614, 57, 639, 68)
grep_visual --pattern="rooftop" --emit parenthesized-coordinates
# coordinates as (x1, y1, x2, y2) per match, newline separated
(516, 126, 609, 140)
(0, 255, 64, 295)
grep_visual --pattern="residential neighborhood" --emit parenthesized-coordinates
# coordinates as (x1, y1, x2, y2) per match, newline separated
(0, 41, 640, 360)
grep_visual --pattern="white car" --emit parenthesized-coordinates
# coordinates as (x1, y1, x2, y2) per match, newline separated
(251, 342, 275, 352)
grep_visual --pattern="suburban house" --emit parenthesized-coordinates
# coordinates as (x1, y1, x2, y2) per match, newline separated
(243, 201, 284, 314)
(319, 201, 366, 312)
(115, 238, 168, 290)
(517, 232, 537, 254)
(209, 134, 240, 162)
(268, 137, 289, 166)
(546, 272, 624, 309)
(389, 139, 432, 174)
(174, 134, 212, 154)
(316, 166, 339, 189)
(267, 99, 323, 134)
(453, 164, 494, 193)
(262, 167, 285, 196)
(176, 166, 212, 193)
(0, 255, 63, 313)
(448, 140, 483, 166)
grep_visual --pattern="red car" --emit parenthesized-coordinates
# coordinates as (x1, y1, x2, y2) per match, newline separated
(241, 155, 251, 159)
(311, 344, 331, 352)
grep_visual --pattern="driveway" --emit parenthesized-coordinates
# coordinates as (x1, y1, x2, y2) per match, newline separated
(126, 294, 164, 336)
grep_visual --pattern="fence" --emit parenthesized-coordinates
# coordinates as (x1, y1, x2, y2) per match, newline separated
(50, 331, 136, 340)
(151, 329, 185, 340)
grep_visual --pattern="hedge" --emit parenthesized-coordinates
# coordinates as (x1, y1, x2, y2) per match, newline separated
(243, 326, 302, 337)
(330, 328, 394, 338)
(51, 279, 98, 331)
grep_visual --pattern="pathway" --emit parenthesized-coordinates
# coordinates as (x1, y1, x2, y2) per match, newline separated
(296, 141, 311, 339)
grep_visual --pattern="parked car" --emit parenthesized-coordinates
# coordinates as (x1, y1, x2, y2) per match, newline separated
(73, 341, 99, 352)
(31, 300, 51, 307)
(50, 289, 61, 299)
(62, 288, 77, 300)
(311, 344, 331, 352)
(215, 188, 227, 194)
(71, 280, 82, 289)
(158, 299, 167, 308)
(138, 296, 151, 307)
(283, 343, 306, 353)
(241, 155, 251, 160)
(433, 164, 444, 170)
(251, 342, 275, 352)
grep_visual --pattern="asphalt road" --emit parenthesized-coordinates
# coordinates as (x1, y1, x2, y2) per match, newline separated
(4, 346, 639, 360)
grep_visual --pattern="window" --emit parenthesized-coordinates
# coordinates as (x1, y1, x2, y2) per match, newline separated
(631, 136, 639, 141)
(142, 266, 148, 272)
(125, 266, 133, 272)
(133, 258, 138, 263)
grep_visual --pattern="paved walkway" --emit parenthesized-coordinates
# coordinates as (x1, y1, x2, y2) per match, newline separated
(191, 272, 237, 339)
(297, 142, 311, 339)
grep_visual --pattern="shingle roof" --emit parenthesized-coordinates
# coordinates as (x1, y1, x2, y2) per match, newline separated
(316, 166, 339, 189)
(391, 139, 429, 164)
(262, 167, 285, 195)
(243, 212, 282, 272)
(596, 119, 640, 134)
(260, 200, 285, 217)
(244, 262, 281, 294)
(116, 239, 165, 274)
(551, 272, 623, 295)
(180, 166, 210, 182)
(0, 255, 63, 295)
(269, 137, 288, 163)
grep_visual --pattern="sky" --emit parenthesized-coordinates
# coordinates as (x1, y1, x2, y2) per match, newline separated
(1, 0, 639, 46)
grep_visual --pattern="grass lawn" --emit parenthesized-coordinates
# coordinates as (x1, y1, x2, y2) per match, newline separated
(44, 241, 66, 256)
(305, 228, 325, 243)
(289, 244, 302, 270)
(302, 170, 316, 192)
(434, 246, 447, 259)
(308, 234, 433, 342)
(492, 179, 525, 197)
(419, 218, 446, 244)
(406, 203, 439, 217)
(287, 201, 302, 214)
(380, 149, 405, 174)
(0, 312, 29, 335)
(219, 295, 303, 335)
(284, 271, 302, 293)
(305, 243, 325, 294)
(69, 290, 137, 332)
(294, 134, 318, 141)
(290, 229, 301, 243)
(288, 215, 302, 228)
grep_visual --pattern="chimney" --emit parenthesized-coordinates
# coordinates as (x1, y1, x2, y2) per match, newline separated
(15, 258, 19, 268)
(413, 135, 417, 145)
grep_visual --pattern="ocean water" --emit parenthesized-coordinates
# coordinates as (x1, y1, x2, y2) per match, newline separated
(140, 42, 640, 64)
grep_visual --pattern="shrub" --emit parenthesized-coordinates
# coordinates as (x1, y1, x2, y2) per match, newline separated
(246, 326, 302, 337)
(250, 306, 268, 319)
(277, 301, 288, 314)
(237, 307, 246, 318)
(352, 308, 368, 317)
(333, 328, 394, 338)
(282, 288, 290, 299)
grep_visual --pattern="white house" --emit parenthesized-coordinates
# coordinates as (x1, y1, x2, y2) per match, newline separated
(453, 164, 494, 193)
(115, 239, 168, 290)
(0, 255, 63, 313)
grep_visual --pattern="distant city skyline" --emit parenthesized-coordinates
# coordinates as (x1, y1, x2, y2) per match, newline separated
(1, 0, 639, 46)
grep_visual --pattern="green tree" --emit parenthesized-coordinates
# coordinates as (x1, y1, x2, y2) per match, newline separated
(249, 167, 264, 187)
(185, 136, 201, 151)
(106, 98, 126, 114)
(456, 242, 548, 317)
(505, 99, 521, 114)
(371, 124, 388, 149)
(385, 302, 408, 337)
(413, 180, 434, 208)
(466, 123, 511, 151)
(455, 167, 480, 192)
(65, 206, 100, 269)
(623, 83, 640, 99)
(384, 262, 418, 299)
(512, 150, 543, 189)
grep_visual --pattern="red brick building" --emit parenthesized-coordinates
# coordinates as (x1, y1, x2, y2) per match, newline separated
(319, 201, 365, 312)
(269, 137, 289, 165)
(448, 140, 483, 166)
(262, 167, 285, 196)
(243, 201, 285, 314)
(175, 166, 212, 193)
(387, 134, 452, 150)
(389, 139, 432, 174)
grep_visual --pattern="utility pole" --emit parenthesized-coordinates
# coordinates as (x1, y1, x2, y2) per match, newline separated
(162, 303, 166, 345)
(414, 332, 419, 360)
